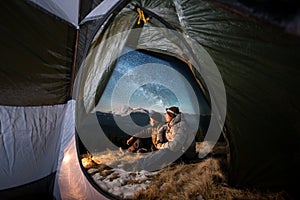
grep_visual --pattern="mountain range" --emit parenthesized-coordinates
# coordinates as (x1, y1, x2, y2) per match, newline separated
(95, 105, 210, 148)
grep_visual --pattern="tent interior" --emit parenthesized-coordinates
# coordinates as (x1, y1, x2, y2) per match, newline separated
(0, 0, 300, 199)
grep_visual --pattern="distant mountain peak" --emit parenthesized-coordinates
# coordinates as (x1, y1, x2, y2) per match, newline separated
(112, 105, 149, 116)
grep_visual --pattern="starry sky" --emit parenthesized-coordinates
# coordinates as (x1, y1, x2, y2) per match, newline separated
(95, 47, 210, 114)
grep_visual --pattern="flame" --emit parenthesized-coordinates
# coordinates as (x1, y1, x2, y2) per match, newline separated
(81, 157, 93, 169)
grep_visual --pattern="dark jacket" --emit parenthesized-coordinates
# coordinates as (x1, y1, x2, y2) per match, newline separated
(131, 122, 164, 151)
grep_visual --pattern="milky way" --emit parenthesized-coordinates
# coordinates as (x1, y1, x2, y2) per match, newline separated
(96, 47, 209, 114)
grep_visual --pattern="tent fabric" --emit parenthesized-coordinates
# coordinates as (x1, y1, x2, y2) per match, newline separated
(54, 136, 107, 200)
(27, 0, 80, 28)
(78, 11, 138, 113)
(53, 100, 109, 199)
(0, 0, 76, 106)
(212, 0, 300, 35)
(79, 0, 103, 22)
(0, 173, 55, 200)
(75, 0, 133, 74)
(80, 0, 127, 24)
(0, 102, 72, 189)
(160, 0, 300, 188)
(26, 0, 129, 27)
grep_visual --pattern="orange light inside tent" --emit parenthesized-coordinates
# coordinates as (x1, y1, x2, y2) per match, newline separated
(63, 153, 71, 163)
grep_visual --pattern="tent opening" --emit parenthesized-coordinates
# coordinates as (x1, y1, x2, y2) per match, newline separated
(75, 45, 217, 199)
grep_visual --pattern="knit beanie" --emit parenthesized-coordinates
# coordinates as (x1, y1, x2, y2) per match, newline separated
(166, 106, 180, 118)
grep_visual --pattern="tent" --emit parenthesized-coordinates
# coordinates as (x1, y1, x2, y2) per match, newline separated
(0, 0, 300, 199)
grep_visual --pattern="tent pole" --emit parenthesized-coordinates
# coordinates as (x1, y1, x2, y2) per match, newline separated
(69, 0, 81, 100)
(69, 28, 79, 100)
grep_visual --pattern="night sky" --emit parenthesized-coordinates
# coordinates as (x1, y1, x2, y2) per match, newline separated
(95, 47, 209, 114)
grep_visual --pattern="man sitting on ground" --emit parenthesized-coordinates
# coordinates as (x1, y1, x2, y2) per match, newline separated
(136, 106, 197, 171)
(126, 111, 164, 153)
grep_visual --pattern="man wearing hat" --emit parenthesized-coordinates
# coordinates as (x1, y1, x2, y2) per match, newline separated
(126, 111, 165, 153)
(136, 106, 196, 171)
(157, 106, 196, 159)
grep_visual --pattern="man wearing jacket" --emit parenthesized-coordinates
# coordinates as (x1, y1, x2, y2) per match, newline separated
(137, 106, 196, 171)
(126, 111, 164, 153)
